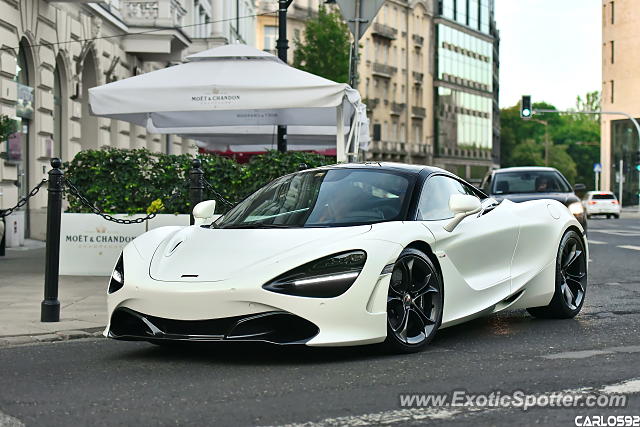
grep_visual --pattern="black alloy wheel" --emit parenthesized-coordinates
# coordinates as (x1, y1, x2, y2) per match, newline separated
(385, 248, 443, 353)
(528, 230, 587, 319)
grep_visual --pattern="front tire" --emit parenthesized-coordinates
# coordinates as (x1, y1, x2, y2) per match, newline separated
(385, 248, 443, 353)
(527, 230, 587, 319)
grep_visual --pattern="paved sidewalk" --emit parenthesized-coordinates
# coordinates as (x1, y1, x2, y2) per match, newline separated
(621, 206, 640, 218)
(0, 241, 107, 345)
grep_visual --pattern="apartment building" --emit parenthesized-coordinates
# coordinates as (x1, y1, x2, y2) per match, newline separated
(254, 0, 500, 181)
(256, 0, 323, 59)
(359, 0, 435, 165)
(0, 0, 256, 243)
(601, 0, 639, 205)
(433, 0, 500, 181)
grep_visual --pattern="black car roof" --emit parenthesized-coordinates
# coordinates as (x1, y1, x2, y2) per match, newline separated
(315, 162, 442, 176)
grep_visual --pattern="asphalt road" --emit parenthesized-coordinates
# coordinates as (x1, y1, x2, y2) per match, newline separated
(1, 217, 640, 427)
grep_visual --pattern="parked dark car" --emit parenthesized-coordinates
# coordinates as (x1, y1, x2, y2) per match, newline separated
(480, 167, 587, 230)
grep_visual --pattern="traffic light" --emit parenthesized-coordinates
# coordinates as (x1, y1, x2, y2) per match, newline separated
(520, 95, 532, 119)
(636, 150, 640, 172)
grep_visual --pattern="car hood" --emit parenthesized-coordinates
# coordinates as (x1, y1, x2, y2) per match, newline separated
(148, 225, 372, 282)
(493, 192, 579, 206)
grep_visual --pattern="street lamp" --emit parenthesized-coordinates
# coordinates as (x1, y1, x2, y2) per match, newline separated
(276, 0, 293, 153)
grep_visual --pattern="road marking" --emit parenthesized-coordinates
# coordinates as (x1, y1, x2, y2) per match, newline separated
(618, 245, 640, 251)
(587, 239, 607, 245)
(589, 229, 640, 237)
(543, 345, 640, 360)
(278, 408, 466, 426)
(602, 379, 640, 394)
(0, 410, 24, 427)
(276, 378, 640, 426)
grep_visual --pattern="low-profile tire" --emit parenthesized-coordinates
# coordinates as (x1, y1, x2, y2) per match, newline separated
(385, 248, 443, 353)
(527, 229, 587, 319)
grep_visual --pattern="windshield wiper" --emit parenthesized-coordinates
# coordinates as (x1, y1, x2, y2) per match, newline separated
(220, 223, 296, 229)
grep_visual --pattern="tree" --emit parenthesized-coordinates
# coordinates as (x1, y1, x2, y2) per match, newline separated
(500, 93, 600, 187)
(576, 90, 601, 115)
(293, 6, 351, 83)
(0, 115, 18, 143)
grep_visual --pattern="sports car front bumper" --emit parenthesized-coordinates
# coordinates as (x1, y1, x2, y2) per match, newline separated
(108, 308, 319, 344)
(105, 238, 402, 347)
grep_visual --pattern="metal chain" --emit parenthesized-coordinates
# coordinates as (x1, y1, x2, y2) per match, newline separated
(203, 179, 236, 209)
(64, 178, 187, 224)
(0, 179, 48, 218)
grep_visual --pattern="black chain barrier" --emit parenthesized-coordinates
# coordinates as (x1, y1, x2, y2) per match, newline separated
(64, 178, 188, 224)
(30, 158, 232, 323)
(0, 178, 48, 218)
(203, 179, 236, 209)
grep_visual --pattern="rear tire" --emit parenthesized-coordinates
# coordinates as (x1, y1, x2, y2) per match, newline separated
(613, 214, 620, 219)
(527, 230, 587, 319)
(384, 248, 443, 353)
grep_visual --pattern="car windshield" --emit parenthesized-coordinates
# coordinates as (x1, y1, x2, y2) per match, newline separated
(215, 169, 412, 228)
(492, 171, 572, 194)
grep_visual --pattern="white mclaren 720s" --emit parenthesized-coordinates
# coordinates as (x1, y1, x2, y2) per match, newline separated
(105, 163, 588, 353)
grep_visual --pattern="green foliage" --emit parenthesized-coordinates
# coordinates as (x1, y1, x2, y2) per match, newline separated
(500, 92, 600, 188)
(63, 148, 333, 215)
(0, 115, 18, 143)
(293, 5, 351, 83)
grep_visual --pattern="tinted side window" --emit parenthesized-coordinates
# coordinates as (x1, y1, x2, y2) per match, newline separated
(418, 175, 474, 220)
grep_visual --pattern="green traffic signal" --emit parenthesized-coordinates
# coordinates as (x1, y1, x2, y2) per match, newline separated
(520, 95, 532, 119)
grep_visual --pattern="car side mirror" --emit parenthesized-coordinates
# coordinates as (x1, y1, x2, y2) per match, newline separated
(574, 183, 586, 193)
(444, 194, 482, 232)
(192, 200, 217, 226)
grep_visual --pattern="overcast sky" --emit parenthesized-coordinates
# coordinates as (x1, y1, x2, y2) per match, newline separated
(494, 0, 601, 110)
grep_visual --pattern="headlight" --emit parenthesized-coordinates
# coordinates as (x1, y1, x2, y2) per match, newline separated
(263, 250, 366, 298)
(568, 202, 584, 215)
(108, 253, 124, 294)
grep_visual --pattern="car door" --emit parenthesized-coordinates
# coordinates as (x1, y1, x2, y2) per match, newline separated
(417, 175, 520, 324)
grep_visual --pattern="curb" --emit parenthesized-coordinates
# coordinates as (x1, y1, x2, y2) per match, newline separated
(0, 327, 105, 347)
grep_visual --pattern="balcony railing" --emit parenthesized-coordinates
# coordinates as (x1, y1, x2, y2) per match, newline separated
(122, 0, 185, 27)
(363, 97, 380, 109)
(391, 102, 406, 115)
(412, 106, 426, 118)
(372, 62, 397, 78)
(372, 23, 398, 40)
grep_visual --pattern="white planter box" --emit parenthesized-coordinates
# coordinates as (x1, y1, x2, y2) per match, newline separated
(60, 212, 190, 276)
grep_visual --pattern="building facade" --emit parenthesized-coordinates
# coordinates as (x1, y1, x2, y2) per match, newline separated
(432, 0, 499, 181)
(255, 0, 499, 182)
(359, 0, 435, 166)
(601, 0, 640, 205)
(0, 0, 256, 244)
(256, 0, 322, 59)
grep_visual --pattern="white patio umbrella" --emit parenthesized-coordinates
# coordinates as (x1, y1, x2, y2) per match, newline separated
(89, 44, 366, 161)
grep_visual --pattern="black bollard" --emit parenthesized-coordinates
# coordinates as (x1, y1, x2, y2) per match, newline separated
(0, 215, 5, 257)
(189, 158, 204, 225)
(41, 158, 63, 322)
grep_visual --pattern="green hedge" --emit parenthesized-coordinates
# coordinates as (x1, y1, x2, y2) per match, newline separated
(63, 148, 333, 215)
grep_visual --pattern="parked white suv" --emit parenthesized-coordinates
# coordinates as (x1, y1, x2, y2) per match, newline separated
(583, 191, 621, 219)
